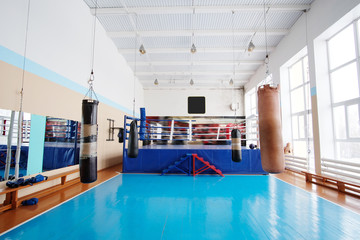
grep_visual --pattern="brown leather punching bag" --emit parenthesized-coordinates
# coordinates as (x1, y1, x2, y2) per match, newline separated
(257, 84, 285, 173)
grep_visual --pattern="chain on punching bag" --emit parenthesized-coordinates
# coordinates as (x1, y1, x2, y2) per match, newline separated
(258, 84, 285, 173)
(231, 129, 242, 162)
(128, 120, 139, 158)
(80, 99, 99, 183)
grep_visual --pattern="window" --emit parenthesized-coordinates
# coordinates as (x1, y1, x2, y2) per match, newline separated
(327, 21, 360, 162)
(288, 56, 314, 170)
(245, 88, 257, 117)
(245, 88, 258, 146)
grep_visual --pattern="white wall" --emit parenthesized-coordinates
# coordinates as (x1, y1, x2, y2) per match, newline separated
(0, 0, 143, 115)
(145, 88, 244, 116)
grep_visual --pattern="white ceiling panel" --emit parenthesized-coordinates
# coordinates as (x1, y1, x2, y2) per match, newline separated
(83, 0, 314, 88)
(98, 15, 134, 31)
(98, 12, 301, 32)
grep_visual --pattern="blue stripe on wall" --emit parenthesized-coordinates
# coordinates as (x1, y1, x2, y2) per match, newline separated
(311, 87, 317, 96)
(0, 45, 137, 116)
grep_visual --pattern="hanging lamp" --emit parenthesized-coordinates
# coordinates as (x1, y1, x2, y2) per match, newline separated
(248, 41, 255, 52)
(190, 78, 194, 86)
(229, 78, 234, 86)
(154, 78, 159, 85)
(190, 43, 197, 54)
(139, 44, 146, 54)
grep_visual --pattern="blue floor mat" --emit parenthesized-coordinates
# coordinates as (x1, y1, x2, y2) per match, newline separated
(1, 174, 360, 239)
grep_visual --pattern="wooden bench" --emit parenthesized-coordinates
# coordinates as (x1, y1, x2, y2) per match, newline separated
(0, 169, 80, 213)
(297, 170, 360, 198)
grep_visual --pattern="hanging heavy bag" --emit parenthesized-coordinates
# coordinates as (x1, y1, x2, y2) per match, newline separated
(142, 137, 151, 146)
(118, 128, 124, 143)
(231, 129, 242, 162)
(128, 120, 139, 158)
(80, 99, 99, 183)
(257, 84, 285, 173)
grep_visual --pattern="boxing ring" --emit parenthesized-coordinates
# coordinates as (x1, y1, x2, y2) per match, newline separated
(122, 109, 266, 175)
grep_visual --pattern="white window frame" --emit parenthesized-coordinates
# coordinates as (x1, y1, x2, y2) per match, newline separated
(245, 87, 257, 117)
(326, 19, 360, 160)
(288, 56, 313, 171)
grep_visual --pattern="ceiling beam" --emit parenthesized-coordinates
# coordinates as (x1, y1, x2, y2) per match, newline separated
(128, 60, 263, 66)
(108, 29, 288, 38)
(140, 79, 248, 83)
(144, 86, 245, 90)
(90, 5, 310, 15)
(136, 71, 255, 76)
(119, 47, 274, 54)
(139, 75, 250, 81)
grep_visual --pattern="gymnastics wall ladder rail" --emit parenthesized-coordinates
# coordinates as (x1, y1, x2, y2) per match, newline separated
(192, 154, 224, 177)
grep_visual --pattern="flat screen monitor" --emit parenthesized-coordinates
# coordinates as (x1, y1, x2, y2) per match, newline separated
(188, 96, 205, 114)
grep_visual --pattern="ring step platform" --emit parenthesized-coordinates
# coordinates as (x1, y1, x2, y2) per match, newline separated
(192, 154, 224, 177)
(124, 145, 266, 175)
(161, 155, 191, 176)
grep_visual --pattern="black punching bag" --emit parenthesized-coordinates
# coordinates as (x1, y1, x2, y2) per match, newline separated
(118, 128, 124, 143)
(128, 120, 139, 158)
(231, 129, 242, 162)
(80, 99, 98, 183)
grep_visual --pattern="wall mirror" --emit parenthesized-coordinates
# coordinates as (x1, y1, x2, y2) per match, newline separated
(0, 108, 80, 181)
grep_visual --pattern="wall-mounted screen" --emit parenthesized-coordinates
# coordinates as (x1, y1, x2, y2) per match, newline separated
(188, 96, 206, 114)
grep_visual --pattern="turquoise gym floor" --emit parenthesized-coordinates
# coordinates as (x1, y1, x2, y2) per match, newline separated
(1, 174, 360, 239)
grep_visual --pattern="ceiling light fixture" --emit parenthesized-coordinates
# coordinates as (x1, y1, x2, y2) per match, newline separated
(190, 78, 194, 86)
(229, 78, 234, 86)
(190, 43, 197, 54)
(248, 41, 255, 52)
(154, 78, 159, 85)
(139, 44, 146, 54)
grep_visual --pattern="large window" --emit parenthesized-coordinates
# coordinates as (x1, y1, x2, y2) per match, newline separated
(288, 56, 314, 170)
(327, 21, 360, 162)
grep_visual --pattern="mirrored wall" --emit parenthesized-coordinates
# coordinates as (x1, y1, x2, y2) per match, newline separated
(0, 108, 80, 181)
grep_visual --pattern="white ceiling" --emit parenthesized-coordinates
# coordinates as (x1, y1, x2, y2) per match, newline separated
(83, 0, 313, 89)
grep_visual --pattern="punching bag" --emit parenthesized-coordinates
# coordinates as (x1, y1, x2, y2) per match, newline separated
(80, 99, 98, 183)
(231, 129, 242, 162)
(127, 120, 139, 158)
(142, 138, 151, 146)
(139, 108, 150, 146)
(257, 84, 285, 173)
(139, 108, 146, 140)
(118, 128, 124, 143)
